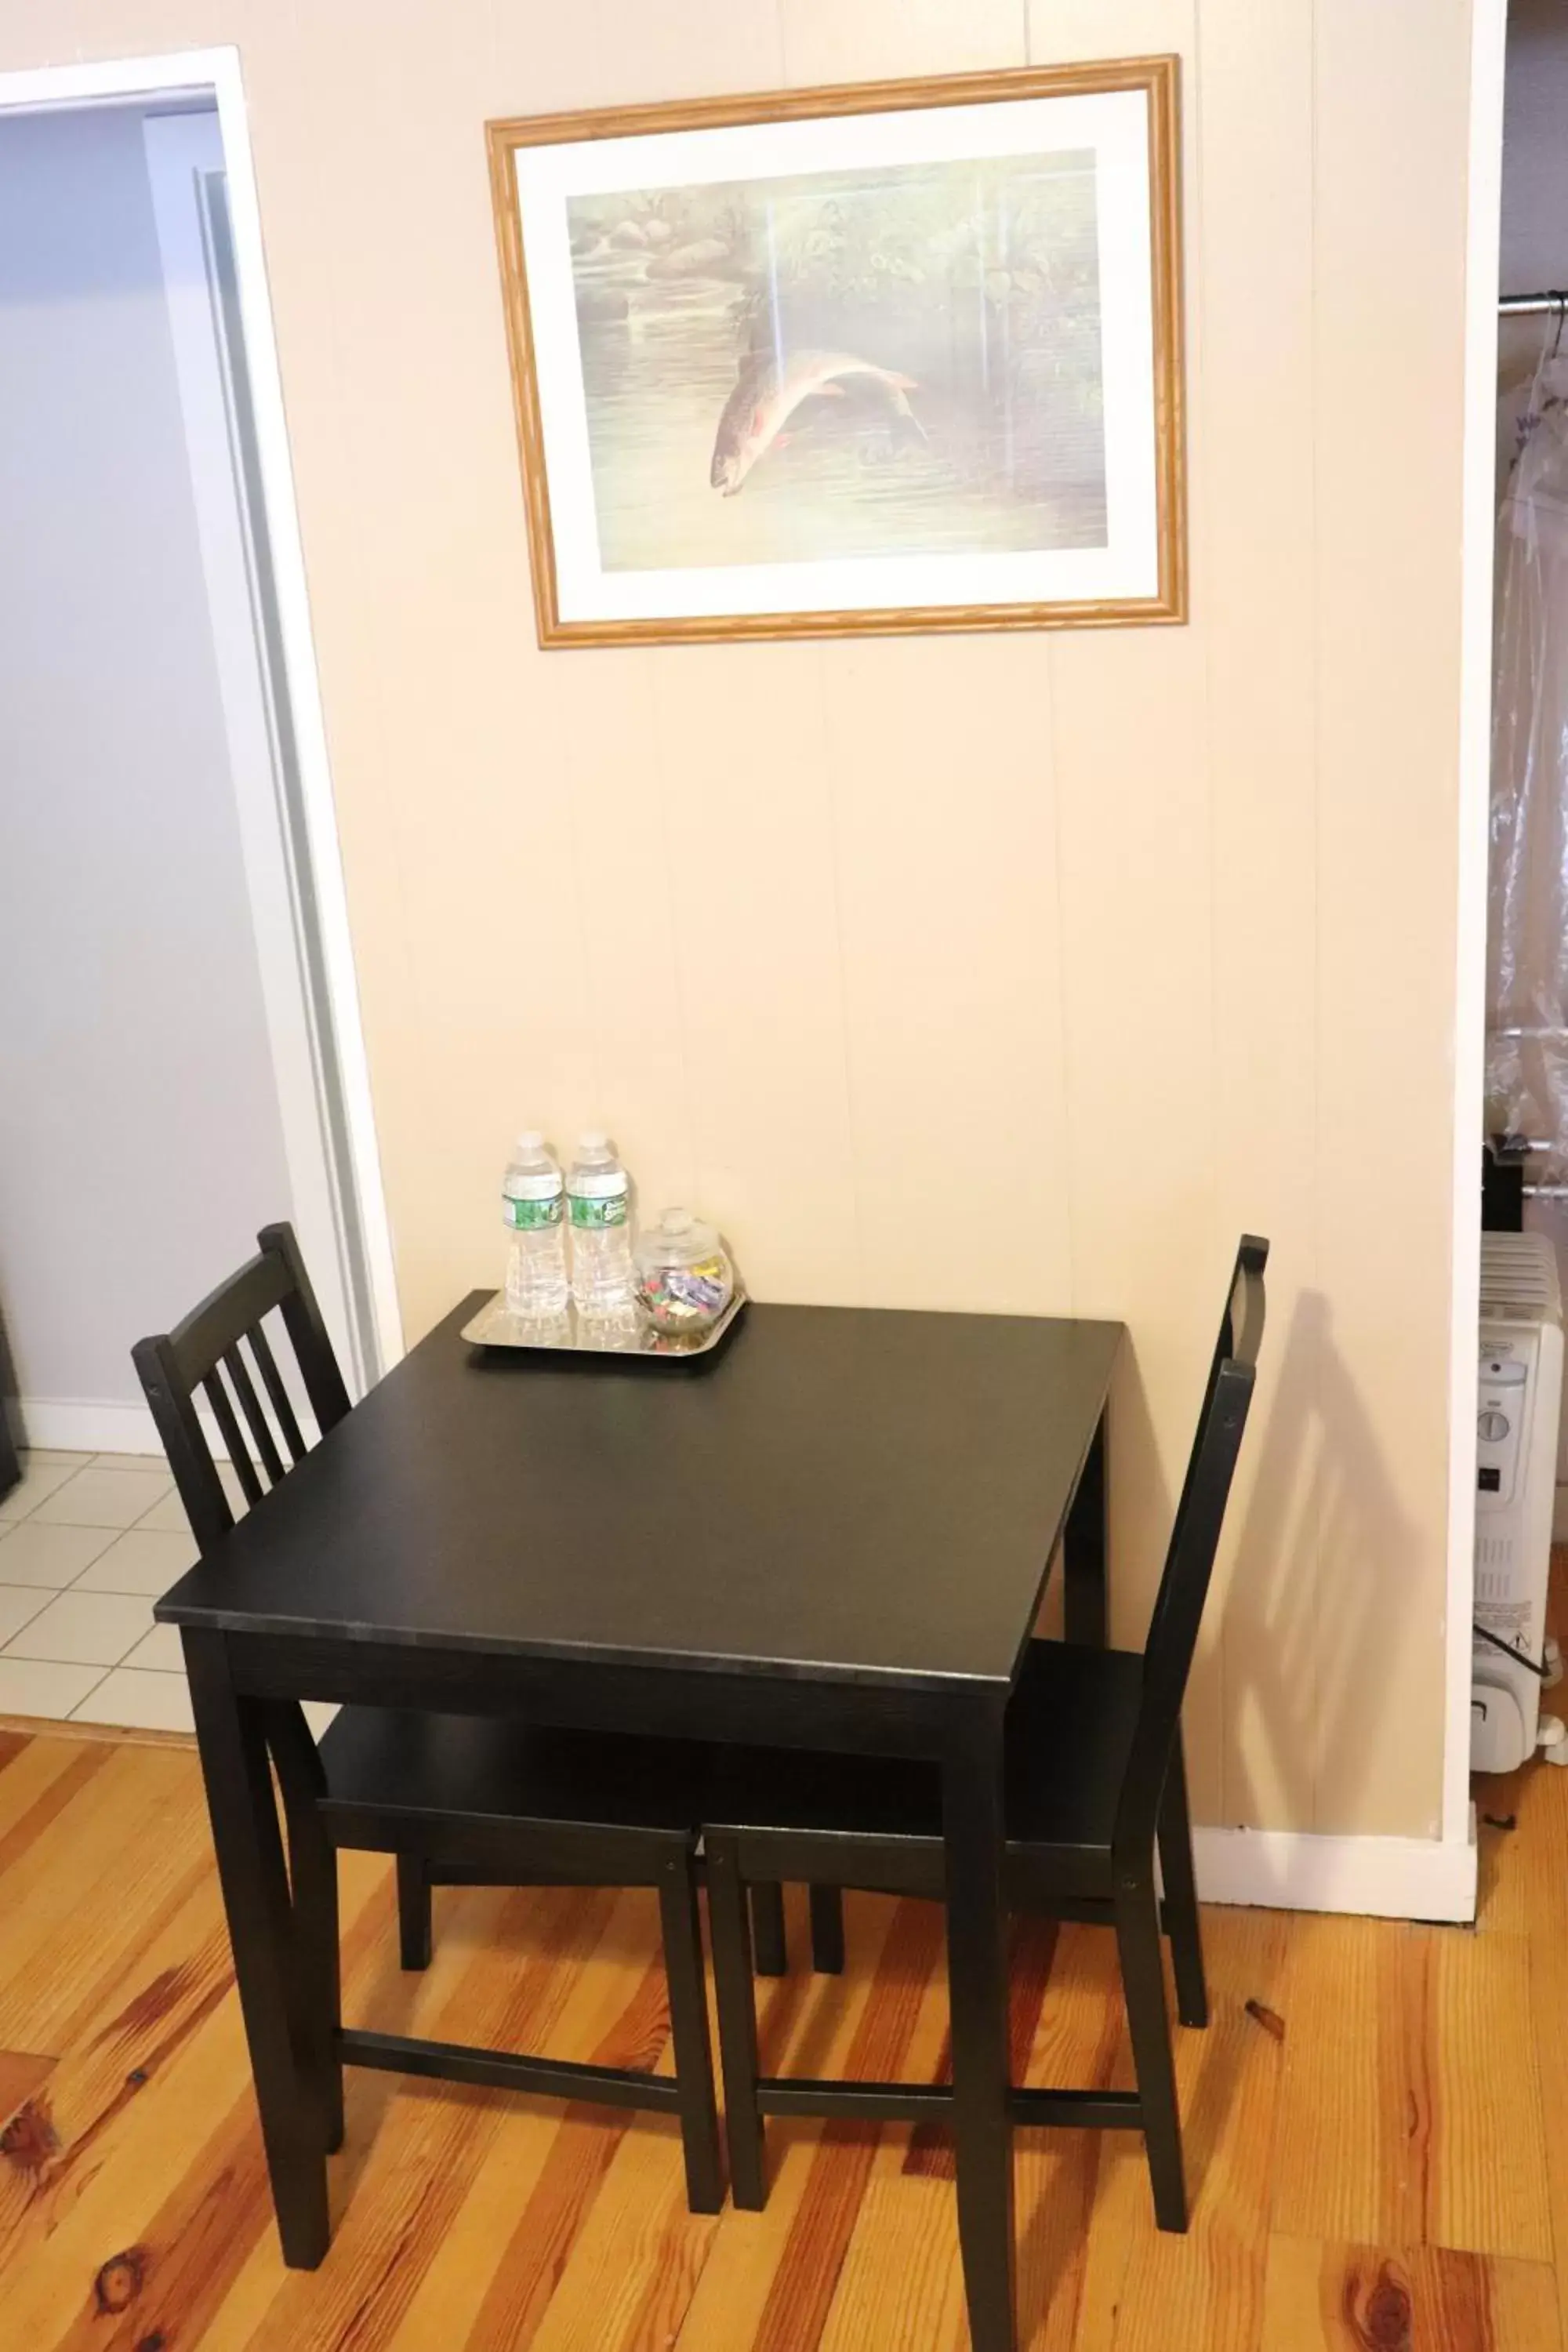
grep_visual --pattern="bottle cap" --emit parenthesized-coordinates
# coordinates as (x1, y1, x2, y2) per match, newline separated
(515, 1130, 545, 1153)
(577, 1129, 612, 1157)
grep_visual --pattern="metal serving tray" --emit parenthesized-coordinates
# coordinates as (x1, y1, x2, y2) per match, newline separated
(460, 1286, 746, 1361)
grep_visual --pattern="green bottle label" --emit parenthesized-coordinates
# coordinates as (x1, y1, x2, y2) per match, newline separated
(569, 1192, 629, 1229)
(505, 1196, 564, 1232)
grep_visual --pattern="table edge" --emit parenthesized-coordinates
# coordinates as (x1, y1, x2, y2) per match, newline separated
(153, 1604, 1021, 1693)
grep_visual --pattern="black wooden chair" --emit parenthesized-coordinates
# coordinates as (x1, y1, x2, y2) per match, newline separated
(702, 1236, 1268, 2234)
(133, 1222, 737, 2212)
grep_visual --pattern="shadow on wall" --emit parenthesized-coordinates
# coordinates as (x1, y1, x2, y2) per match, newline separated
(1219, 1290, 1422, 1841)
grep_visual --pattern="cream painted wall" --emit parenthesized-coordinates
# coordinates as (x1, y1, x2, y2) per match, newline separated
(0, 0, 1476, 1840)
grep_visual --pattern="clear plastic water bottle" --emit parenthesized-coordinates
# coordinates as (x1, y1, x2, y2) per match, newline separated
(568, 1130, 637, 1318)
(503, 1132, 568, 1316)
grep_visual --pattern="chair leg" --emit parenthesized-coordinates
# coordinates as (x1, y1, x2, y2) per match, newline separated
(750, 1878, 787, 1977)
(397, 1854, 433, 1971)
(656, 1852, 724, 2215)
(809, 1883, 845, 1975)
(1115, 1877, 1187, 2232)
(291, 1827, 343, 2154)
(707, 1836, 768, 2210)
(1158, 1740, 1207, 2030)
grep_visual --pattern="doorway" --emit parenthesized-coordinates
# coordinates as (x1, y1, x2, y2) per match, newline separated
(0, 49, 399, 1461)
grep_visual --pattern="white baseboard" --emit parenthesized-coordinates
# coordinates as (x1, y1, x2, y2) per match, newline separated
(17, 1396, 232, 1462)
(1193, 1820, 1478, 1924)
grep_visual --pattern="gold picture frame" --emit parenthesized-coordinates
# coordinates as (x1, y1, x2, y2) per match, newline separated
(487, 56, 1185, 648)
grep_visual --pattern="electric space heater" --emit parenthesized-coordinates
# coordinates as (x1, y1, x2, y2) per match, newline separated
(1472, 1232, 1566, 1773)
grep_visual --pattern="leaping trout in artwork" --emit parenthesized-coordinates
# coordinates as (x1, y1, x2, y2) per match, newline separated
(709, 350, 924, 495)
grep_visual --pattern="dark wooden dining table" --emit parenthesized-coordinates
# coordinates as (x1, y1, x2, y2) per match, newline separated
(157, 1293, 1123, 2352)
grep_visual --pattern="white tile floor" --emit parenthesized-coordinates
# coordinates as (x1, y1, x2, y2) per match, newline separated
(0, 1449, 212, 1733)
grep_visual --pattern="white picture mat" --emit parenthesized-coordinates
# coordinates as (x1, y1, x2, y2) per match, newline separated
(513, 89, 1160, 622)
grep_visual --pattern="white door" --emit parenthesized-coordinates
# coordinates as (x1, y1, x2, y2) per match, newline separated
(143, 107, 380, 1389)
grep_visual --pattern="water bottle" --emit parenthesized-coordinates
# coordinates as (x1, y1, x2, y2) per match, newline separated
(503, 1132, 568, 1316)
(568, 1131, 637, 1317)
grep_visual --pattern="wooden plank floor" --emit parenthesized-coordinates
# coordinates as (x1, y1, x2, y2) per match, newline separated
(0, 1716, 1563, 2350)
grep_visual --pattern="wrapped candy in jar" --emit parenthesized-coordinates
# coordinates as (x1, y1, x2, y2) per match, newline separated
(634, 1208, 734, 1339)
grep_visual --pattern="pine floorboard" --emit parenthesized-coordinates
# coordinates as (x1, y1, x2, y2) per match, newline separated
(1, 1637, 1565, 2349)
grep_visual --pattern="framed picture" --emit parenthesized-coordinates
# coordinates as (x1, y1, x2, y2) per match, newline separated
(487, 58, 1184, 648)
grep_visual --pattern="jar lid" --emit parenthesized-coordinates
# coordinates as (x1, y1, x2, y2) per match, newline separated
(637, 1206, 724, 1266)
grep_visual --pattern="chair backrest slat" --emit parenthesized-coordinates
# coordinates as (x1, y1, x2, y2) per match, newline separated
(222, 1344, 285, 1486)
(201, 1370, 266, 1507)
(248, 1323, 307, 1463)
(132, 1222, 353, 1560)
(1112, 1236, 1269, 1866)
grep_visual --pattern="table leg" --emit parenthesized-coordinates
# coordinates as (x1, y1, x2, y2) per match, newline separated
(183, 1629, 330, 2267)
(268, 1702, 345, 2156)
(1062, 1410, 1109, 1647)
(944, 1705, 1017, 2352)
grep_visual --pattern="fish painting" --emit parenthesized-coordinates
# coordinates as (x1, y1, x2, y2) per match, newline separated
(646, 236, 737, 281)
(564, 147, 1108, 573)
(710, 350, 922, 495)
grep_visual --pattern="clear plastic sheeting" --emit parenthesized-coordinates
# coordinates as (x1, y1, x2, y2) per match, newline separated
(1488, 338, 1568, 1179)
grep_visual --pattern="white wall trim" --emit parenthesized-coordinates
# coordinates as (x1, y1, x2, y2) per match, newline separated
(1443, 0, 1511, 1882)
(0, 47, 405, 1388)
(1194, 1820, 1478, 1925)
(143, 108, 365, 1392)
(19, 1393, 321, 1465)
(20, 1396, 229, 1461)
(205, 50, 404, 1381)
(0, 48, 227, 108)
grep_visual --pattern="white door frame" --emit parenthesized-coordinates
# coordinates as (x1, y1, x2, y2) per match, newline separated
(1444, 0, 1510, 1895)
(142, 105, 368, 1393)
(0, 46, 403, 1387)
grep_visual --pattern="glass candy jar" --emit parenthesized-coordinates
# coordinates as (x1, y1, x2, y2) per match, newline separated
(633, 1208, 735, 1341)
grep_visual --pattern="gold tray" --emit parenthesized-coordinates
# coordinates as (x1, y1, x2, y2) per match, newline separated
(460, 1286, 746, 1360)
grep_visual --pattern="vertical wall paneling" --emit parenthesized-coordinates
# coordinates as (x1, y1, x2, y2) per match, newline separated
(653, 643, 866, 1305)
(772, 2, 1073, 1317)
(820, 634, 1074, 1316)
(1191, 0, 1320, 1834)
(1032, 0, 1217, 1806)
(0, 0, 1481, 1845)
(65, 0, 226, 49)
(1025, 0, 1195, 70)
(778, 0, 1025, 85)
(1311, 0, 1470, 1835)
